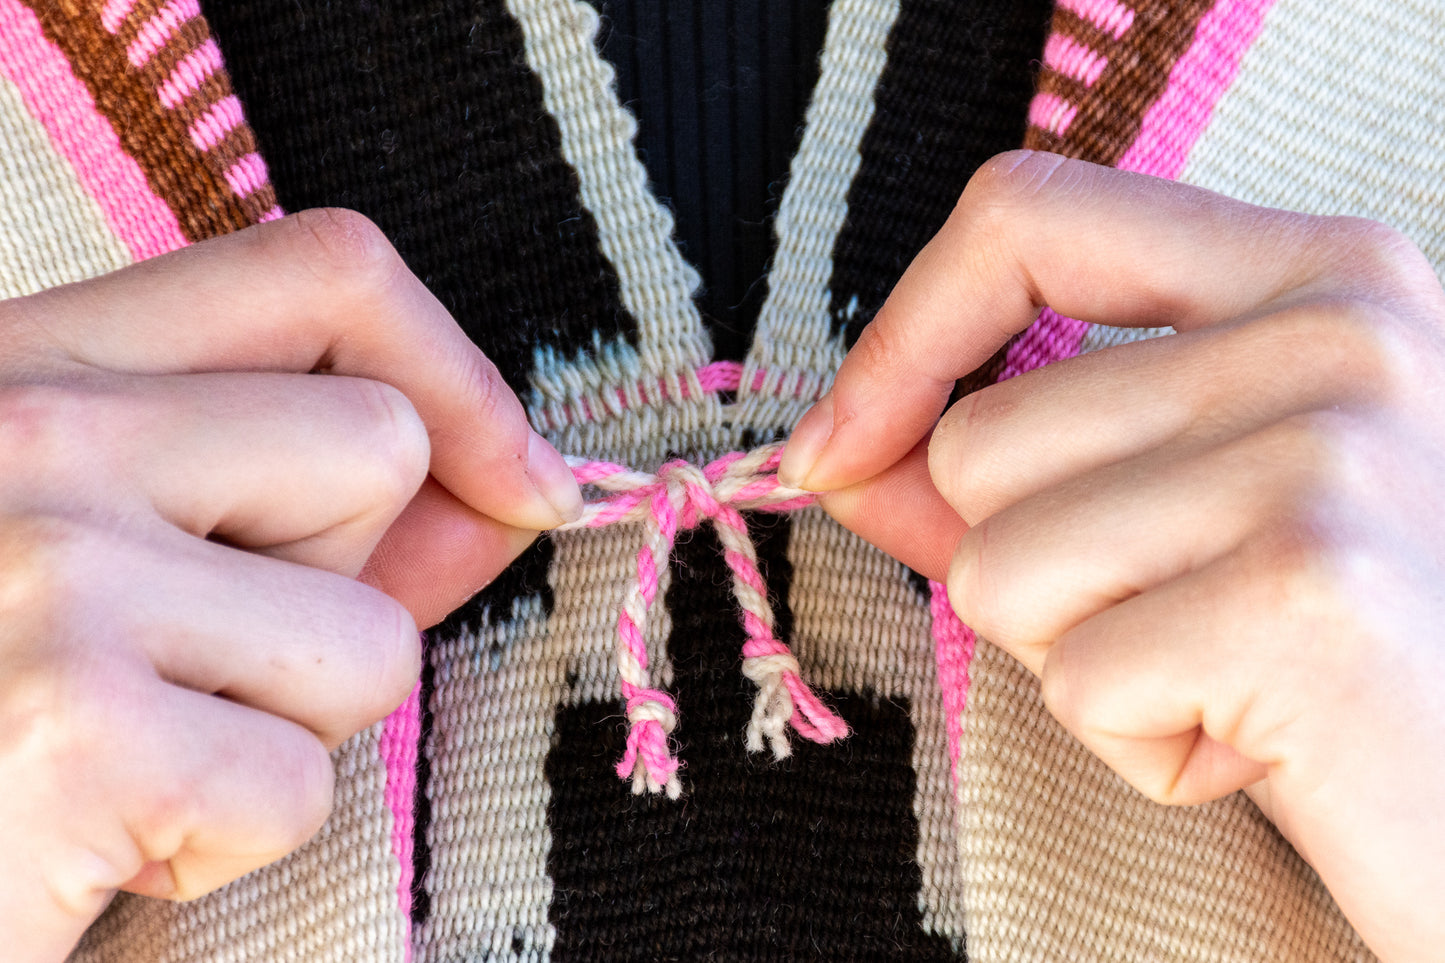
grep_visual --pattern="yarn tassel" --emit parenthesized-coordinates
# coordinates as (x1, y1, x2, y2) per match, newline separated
(559, 443, 850, 795)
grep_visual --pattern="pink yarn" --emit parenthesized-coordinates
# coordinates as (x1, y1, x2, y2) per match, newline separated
(928, 582, 976, 786)
(559, 443, 849, 795)
(379, 680, 420, 959)
(126, 0, 201, 68)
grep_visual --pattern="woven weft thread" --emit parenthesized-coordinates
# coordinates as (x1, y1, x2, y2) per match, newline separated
(559, 442, 849, 797)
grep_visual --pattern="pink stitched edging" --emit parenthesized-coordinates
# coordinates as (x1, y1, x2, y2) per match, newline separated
(1027, 92, 1079, 138)
(1044, 34, 1109, 88)
(127, 0, 201, 68)
(223, 152, 271, 199)
(0, 0, 187, 262)
(189, 94, 244, 151)
(929, 581, 976, 786)
(157, 37, 222, 109)
(379, 679, 420, 962)
(1115, 0, 1277, 179)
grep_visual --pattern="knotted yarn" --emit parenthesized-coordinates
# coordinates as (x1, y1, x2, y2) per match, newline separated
(558, 442, 850, 797)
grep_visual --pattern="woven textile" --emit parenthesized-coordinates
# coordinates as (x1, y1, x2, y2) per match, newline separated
(0, 0, 1436, 960)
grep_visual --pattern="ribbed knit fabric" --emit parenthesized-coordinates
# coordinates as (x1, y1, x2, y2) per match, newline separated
(0, 0, 1435, 960)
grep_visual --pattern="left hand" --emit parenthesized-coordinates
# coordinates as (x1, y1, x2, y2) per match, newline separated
(781, 151, 1445, 962)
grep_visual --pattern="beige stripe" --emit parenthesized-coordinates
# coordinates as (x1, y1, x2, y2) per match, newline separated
(0, 75, 131, 298)
(739, 0, 902, 437)
(507, 0, 712, 428)
(1181, 0, 1445, 274)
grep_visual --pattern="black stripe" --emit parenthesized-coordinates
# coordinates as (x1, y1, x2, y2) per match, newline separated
(207, 0, 636, 397)
(828, 0, 1053, 347)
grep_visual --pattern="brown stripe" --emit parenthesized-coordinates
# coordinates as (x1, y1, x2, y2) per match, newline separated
(20, 3, 261, 242)
(1025, 0, 1216, 165)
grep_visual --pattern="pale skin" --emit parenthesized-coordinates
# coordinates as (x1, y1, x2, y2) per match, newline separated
(4, 153, 1442, 961)
(781, 151, 1445, 961)
(0, 208, 581, 961)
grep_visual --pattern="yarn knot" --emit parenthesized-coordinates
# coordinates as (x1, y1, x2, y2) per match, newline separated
(558, 442, 849, 796)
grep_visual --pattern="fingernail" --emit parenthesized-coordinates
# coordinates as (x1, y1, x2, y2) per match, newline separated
(526, 431, 584, 525)
(778, 393, 834, 490)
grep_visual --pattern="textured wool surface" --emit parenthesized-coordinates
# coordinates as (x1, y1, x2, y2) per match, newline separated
(0, 0, 1432, 960)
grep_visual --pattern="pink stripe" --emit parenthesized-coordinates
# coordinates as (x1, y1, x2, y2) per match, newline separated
(188, 93, 243, 151)
(379, 680, 420, 959)
(1027, 92, 1079, 137)
(1044, 33, 1109, 87)
(100, 0, 138, 33)
(930, 582, 976, 785)
(223, 152, 270, 199)
(1057, 0, 1136, 40)
(999, 307, 1090, 381)
(258, 205, 285, 223)
(127, 0, 201, 68)
(1115, 0, 1276, 179)
(0, 0, 187, 261)
(157, 37, 222, 109)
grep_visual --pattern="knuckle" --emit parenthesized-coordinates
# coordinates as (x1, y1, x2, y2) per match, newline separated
(283, 207, 403, 292)
(0, 384, 103, 481)
(0, 515, 90, 628)
(1283, 300, 1418, 400)
(1324, 217, 1441, 302)
(454, 351, 521, 435)
(959, 150, 1070, 219)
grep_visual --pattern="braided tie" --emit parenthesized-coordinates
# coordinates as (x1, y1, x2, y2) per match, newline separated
(558, 442, 849, 796)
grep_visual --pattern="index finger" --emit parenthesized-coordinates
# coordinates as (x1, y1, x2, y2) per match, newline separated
(778, 151, 1356, 492)
(7, 209, 581, 531)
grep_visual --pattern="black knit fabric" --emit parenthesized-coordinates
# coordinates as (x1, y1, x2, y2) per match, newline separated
(587, 0, 830, 361)
(828, 0, 1053, 346)
(546, 516, 960, 961)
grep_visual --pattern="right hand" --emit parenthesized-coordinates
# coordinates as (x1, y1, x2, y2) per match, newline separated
(0, 209, 581, 961)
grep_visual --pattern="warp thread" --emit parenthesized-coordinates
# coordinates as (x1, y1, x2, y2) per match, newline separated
(557, 442, 850, 797)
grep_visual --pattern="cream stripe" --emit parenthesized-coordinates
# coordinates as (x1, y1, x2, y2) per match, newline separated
(0, 75, 131, 299)
(1181, 0, 1445, 273)
(507, 0, 711, 404)
(739, 0, 902, 437)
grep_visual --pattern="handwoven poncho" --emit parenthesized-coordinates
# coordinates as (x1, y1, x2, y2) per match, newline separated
(2, 0, 1441, 959)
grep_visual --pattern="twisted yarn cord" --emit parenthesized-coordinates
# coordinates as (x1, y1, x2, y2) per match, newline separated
(558, 442, 849, 795)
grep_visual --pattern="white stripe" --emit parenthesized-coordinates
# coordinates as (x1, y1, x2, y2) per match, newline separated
(507, 0, 712, 418)
(739, 0, 903, 437)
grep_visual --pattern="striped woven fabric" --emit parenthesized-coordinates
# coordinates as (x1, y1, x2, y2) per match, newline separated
(2, 0, 1440, 960)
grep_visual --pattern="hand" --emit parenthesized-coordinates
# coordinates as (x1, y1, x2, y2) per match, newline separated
(783, 152, 1445, 961)
(0, 209, 580, 961)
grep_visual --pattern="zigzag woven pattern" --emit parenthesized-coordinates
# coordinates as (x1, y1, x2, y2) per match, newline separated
(560, 442, 849, 797)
